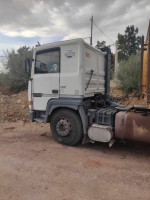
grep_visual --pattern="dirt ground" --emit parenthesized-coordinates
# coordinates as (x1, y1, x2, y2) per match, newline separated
(0, 121, 150, 200)
(0, 87, 150, 200)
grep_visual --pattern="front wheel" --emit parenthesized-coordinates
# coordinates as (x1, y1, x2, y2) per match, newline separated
(50, 109, 83, 146)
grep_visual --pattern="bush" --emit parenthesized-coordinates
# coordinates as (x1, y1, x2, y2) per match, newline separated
(117, 53, 140, 92)
(0, 46, 33, 93)
(0, 73, 9, 86)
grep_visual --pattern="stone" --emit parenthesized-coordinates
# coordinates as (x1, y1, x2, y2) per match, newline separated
(21, 105, 26, 109)
(17, 99, 21, 104)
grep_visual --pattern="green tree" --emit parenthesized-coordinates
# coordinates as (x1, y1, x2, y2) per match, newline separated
(1, 46, 33, 92)
(118, 25, 141, 62)
(117, 53, 140, 92)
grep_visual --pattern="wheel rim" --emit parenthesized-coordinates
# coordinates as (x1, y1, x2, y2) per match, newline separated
(56, 118, 72, 137)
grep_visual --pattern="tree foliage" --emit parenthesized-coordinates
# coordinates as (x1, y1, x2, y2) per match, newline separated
(117, 53, 140, 92)
(0, 46, 33, 92)
(118, 25, 141, 62)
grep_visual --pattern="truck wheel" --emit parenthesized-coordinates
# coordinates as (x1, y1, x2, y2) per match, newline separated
(50, 109, 83, 146)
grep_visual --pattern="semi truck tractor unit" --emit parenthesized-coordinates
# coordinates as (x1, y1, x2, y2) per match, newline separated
(25, 38, 150, 146)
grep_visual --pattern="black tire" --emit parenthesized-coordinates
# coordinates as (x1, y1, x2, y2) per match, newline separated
(50, 109, 83, 146)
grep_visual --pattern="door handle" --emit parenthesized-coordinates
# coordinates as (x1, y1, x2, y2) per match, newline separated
(52, 89, 58, 94)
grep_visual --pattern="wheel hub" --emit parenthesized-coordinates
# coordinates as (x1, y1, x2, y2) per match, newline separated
(56, 118, 71, 136)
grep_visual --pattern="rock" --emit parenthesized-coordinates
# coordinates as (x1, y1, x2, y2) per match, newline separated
(40, 132, 47, 136)
(21, 105, 26, 109)
(17, 99, 21, 104)
(1, 98, 4, 102)
(11, 94, 18, 97)
(1, 96, 6, 102)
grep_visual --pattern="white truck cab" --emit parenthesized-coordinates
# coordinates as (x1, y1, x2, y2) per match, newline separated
(26, 38, 112, 146)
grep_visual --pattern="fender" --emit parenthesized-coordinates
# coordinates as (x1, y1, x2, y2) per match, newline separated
(44, 98, 88, 135)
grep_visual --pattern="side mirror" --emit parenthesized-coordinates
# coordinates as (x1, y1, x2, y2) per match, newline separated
(24, 58, 31, 74)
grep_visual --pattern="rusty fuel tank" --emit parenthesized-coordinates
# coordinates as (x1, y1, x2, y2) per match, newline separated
(115, 111, 150, 143)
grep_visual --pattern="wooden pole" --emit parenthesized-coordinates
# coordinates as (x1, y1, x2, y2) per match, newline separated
(90, 16, 93, 46)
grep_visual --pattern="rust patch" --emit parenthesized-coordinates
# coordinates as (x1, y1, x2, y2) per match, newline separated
(137, 126, 149, 135)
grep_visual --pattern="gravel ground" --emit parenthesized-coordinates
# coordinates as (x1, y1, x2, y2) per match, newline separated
(0, 121, 150, 200)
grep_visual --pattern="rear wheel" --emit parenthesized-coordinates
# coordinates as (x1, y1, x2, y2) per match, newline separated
(50, 109, 83, 146)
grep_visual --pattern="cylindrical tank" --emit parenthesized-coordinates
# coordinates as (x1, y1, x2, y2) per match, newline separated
(115, 111, 150, 143)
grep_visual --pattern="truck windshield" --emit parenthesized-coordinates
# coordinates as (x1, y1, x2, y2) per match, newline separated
(35, 49, 60, 74)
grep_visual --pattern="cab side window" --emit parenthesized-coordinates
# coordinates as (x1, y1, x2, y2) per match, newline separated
(35, 49, 60, 74)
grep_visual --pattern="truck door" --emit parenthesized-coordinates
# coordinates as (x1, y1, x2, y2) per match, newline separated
(32, 48, 60, 110)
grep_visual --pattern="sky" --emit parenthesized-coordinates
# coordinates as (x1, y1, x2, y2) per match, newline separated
(0, 0, 150, 55)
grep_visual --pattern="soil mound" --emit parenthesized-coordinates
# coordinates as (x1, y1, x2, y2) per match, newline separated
(0, 89, 29, 122)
